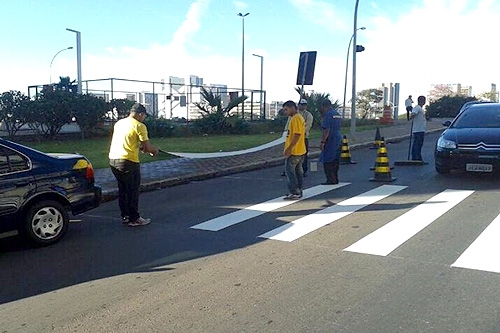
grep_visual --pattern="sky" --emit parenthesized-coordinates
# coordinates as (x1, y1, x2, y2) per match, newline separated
(1, 0, 500, 107)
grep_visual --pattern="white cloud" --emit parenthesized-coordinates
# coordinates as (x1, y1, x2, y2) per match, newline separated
(234, 1, 248, 9)
(289, 0, 348, 32)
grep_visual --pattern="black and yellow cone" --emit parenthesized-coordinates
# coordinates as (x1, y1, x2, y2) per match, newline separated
(340, 135, 356, 165)
(369, 138, 396, 182)
(370, 127, 382, 149)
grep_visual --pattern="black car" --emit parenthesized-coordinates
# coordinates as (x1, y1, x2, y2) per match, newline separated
(0, 137, 102, 245)
(434, 103, 500, 174)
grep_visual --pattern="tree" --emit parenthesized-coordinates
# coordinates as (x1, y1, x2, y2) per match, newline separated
(111, 98, 135, 120)
(55, 76, 78, 94)
(193, 87, 247, 134)
(0, 90, 31, 138)
(294, 87, 340, 125)
(355, 88, 383, 119)
(427, 95, 476, 118)
(428, 84, 455, 102)
(72, 94, 109, 139)
(29, 88, 74, 138)
(477, 91, 498, 102)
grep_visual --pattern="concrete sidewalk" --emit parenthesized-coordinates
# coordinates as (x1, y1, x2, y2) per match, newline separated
(96, 119, 448, 201)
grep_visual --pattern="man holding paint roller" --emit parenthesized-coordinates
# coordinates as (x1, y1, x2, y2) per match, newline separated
(109, 102, 159, 227)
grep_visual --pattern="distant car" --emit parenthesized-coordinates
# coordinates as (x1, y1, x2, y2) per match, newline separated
(0, 138, 102, 245)
(434, 103, 500, 174)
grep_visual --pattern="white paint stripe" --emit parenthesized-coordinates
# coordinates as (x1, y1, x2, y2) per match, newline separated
(191, 183, 350, 231)
(344, 189, 474, 256)
(451, 212, 500, 273)
(259, 185, 407, 242)
(168, 133, 286, 159)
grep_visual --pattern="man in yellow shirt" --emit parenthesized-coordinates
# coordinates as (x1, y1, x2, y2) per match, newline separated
(282, 100, 306, 200)
(109, 103, 159, 227)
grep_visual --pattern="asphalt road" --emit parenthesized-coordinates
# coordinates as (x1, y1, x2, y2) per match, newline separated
(2, 131, 500, 333)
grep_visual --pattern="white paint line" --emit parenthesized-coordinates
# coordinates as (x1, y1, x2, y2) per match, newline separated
(344, 189, 474, 257)
(259, 185, 407, 242)
(451, 212, 500, 273)
(168, 133, 286, 158)
(191, 183, 350, 231)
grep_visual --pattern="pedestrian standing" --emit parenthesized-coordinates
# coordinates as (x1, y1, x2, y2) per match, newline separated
(282, 100, 306, 200)
(405, 95, 413, 121)
(319, 99, 342, 185)
(109, 103, 159, 227)
(298, 98, 314, 177)
(410, 95, 427, 161)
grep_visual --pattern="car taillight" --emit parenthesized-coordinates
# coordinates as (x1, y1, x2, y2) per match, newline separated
(85, 163, 95, 180)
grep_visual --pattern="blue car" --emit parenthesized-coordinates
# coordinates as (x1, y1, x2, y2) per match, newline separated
(0, 137, 102, 246)
(434, 103, 500, 174)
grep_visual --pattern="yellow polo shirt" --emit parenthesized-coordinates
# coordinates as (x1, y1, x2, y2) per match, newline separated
(109, 117, 149, 163)
(285, 113, 306, 156)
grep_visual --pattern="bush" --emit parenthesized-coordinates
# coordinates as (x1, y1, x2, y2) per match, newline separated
(427, 95, 477, 118)
(143, 118, 177, 137)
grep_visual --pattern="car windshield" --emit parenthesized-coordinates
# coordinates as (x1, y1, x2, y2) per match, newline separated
(452, 106, 500, 129)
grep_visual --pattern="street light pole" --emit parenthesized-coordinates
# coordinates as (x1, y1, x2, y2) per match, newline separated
(343, 27, 365, 120)
(350, 0, 360, 136)
(252, 53, 263, 119)
(238, 12, 249, 118)
(49, 47, 73, 84)
(66, 28, 82, 94)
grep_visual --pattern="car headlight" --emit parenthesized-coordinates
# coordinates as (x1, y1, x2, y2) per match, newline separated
(437, 137, 457, 149)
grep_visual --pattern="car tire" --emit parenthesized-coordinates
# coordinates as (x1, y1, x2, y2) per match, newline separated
(435, 165, 451, 174)
(23, 200, 69, 246)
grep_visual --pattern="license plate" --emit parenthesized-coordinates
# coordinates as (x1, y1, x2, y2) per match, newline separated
(466, 163, 493, 172)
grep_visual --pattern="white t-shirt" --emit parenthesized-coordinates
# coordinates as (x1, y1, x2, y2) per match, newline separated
(411, 105, 426, 133)
(405, 98, 413, 108)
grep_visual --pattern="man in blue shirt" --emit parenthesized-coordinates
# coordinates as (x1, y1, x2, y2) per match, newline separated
(319, 99, 342, 184)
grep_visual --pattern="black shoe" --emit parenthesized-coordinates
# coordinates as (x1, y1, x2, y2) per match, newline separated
(281, 171, 286, 177)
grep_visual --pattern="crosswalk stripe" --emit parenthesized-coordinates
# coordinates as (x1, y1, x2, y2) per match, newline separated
(259, 185, 407, 242)
(451, 212, 500, 273)
(344, 189, 474, 256)
(191, 183, 350, 231)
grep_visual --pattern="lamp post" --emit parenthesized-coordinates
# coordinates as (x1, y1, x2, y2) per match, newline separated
(350, 0, 360, 136)
(49, 47, 73, 84)
(252, 53, 263, 119)
(238, 12, 249, 118)
(342, 27, 365, 119)
(66, 28, 82, 94)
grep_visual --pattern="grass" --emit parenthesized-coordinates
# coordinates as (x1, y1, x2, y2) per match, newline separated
(20, 133, 284, 169)
(17, 125, 383, 170)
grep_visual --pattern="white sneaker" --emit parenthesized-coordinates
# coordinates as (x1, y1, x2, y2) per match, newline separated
(127, 217, 151, 227)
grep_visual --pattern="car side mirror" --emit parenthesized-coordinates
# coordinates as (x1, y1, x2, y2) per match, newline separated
(443, 120, 451, 127)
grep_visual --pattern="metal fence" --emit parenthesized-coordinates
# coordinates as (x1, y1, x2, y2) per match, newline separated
(28, 78, 267, 121)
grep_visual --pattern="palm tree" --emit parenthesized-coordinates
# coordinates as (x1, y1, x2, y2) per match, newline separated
(294, 87, 340, 125)
(194, 87, 247, 134)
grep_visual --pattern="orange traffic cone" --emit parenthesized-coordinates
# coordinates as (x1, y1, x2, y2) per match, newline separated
(369, 138, 396, 182)
(370, 127, 382, 149)
(340, 135, 356, 165)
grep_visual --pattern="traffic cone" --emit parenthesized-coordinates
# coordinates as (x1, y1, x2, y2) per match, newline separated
(370, 127, 382, 149)
(369, 138, 396, 182)
(340, 135, 356, 164)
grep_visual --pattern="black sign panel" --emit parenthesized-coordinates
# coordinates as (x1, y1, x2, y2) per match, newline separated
(296, 51, 317, 86)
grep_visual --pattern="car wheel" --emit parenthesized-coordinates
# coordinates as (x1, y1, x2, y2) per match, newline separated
(23, 200, 69, 246)
(435, 165, 451, 174)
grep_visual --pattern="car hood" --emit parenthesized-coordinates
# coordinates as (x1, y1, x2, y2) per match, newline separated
(443, 128, 500, 145)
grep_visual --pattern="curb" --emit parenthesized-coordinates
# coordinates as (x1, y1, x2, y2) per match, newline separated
(101, 127, 445, 203)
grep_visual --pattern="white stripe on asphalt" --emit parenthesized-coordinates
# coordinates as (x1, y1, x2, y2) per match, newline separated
(344, 189, 474, 256)
(191, 183, 350, 231)
(259, 185, 407, 242)
(451, 212, 500, 273)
